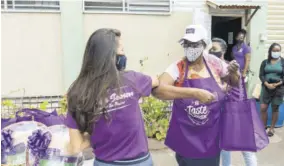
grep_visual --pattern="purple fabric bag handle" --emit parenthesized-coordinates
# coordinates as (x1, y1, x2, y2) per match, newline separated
(1, 118, 16, 129)
(225, 76, 247, 101)
(15, 108, 64, 126)
(35, 115, 65, 126)
(16, 108, 57, 119)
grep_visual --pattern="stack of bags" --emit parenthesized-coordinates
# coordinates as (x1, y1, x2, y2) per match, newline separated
(1, 109, 84, 166)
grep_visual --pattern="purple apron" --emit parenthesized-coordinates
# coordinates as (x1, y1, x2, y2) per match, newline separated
(165, 58, 225, 158)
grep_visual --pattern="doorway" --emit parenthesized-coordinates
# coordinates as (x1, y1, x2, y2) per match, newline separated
(211, 16, 242, 61)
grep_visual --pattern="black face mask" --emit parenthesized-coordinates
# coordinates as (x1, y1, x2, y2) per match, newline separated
(209, 51, 222, 58)
(237, 39, 244, 44)
(116, 55, 127, 71)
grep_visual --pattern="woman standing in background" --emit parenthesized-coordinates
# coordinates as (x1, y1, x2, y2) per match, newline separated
(259, 43, 284, 137)
(231, 29, 251, 79)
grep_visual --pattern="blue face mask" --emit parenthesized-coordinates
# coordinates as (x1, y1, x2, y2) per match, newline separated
(271, 51, 281, 59)
(116, 55, 127, 71)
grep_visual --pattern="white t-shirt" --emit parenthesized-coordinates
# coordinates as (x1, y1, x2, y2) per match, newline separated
(165, 52, 229, 87)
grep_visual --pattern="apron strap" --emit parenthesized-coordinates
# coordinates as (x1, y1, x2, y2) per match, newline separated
(184, 59, 190, 79)
(184, 57, 215, 80)
(203, 57, 215, 78)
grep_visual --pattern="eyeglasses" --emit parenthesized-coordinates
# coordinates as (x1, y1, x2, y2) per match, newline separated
(182, 40, 204, 48)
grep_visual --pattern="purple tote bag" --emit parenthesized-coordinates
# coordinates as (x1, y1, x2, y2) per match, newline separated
(220, 78, 269, 152)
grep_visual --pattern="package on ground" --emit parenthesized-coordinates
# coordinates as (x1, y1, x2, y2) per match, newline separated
(1, 121, 48, 166)
(1, 108, 83, 166)
(29, 125, 84, 166)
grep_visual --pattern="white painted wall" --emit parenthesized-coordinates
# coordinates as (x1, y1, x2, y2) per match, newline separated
(1, 13, 63, 96)
(83, 12, 193, 77)
(266, 0, 284, 57)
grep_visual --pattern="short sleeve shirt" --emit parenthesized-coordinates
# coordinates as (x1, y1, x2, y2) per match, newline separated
(165, 52, 229, 88)
(66, 71, 152, 161)
(232, 43, 251, 71)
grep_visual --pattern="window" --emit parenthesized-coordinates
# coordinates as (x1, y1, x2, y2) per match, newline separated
(1, 0, 60, 12)
(83, 0, 172, 15)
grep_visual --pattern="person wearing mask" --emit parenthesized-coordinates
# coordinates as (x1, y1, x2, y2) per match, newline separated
(231, 29, 251, 78)
(116, 36, 127, 71)
(259, 43, 284, 137)
(210, 37, 257, 166)
(66, 28, 216, 166)
(153, 25, 240, 166)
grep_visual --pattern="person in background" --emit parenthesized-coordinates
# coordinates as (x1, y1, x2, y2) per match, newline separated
(66, 28, 216, 166)
(209, 38, 227, 60)
(259, 43, 284, 137)
(210, 37, 257, 166)
(153, 25, 240, 166)
(231, 29, 251, 78)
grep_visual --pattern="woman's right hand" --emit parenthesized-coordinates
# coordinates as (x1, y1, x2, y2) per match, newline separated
(194, 89, 215, 104)
(265, 82, 276, 90)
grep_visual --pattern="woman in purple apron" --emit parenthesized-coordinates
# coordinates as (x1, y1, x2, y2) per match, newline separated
(65, 28, 218, 166)
(153, 25, 240, 166)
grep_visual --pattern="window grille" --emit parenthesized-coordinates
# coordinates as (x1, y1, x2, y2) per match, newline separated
(83, 0, 172, 15)
(1, 0, 60, 12)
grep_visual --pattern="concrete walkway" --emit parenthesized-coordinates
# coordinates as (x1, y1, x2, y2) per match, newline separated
(151, 127, 284, 166)
(84, 127, 284, 166)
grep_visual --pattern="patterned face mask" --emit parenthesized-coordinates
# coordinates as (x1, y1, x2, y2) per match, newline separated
(184, 46, 204, 62)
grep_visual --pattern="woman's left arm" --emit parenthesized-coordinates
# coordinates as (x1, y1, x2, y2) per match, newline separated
(68, 129, 91, 155)
(66, 112, 91, 155)
(222, 69, 240, 87)
(218, 58, 240, 87)
(243, 45, 252, 77)
(274, 59, 284, 86)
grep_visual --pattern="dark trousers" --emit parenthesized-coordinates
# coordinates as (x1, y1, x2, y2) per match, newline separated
(175, 153, 220, 166)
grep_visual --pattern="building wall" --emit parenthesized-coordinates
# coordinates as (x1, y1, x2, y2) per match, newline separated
(1, 0, 270, 97)
(83, 12, 192, 77)
(266, 0, 284, 56)
(1, 13, 64, 96)
(248, 1, 268, 96)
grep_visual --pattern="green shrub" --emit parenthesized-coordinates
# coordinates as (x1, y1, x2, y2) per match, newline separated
(140, 96, 171, 141)
(59, 95, 67, 115)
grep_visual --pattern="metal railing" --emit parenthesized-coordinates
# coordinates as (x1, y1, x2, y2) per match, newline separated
(1, 0, 60, 12)
(1, 95, 63, 118)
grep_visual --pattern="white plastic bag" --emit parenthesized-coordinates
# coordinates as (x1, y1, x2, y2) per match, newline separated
(252, 83, 261, 99)
(28, 125, 84, 166)
(1, 121, 48, 166)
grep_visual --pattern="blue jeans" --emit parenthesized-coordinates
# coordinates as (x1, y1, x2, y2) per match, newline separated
(93, 154, 153, 166)
(221, 150, 257, 166)
(175, 153, 220, 166)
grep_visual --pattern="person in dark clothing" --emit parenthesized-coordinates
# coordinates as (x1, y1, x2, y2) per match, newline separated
(259, 43, 284, 137)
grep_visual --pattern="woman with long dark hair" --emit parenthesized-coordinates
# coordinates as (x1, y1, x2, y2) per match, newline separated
(259, 43, 284, 137)
(65, 28, 215, 166)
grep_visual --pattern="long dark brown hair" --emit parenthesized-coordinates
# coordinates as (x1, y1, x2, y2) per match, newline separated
(268, 43, 282, 63)
(67, 28, 121, 134)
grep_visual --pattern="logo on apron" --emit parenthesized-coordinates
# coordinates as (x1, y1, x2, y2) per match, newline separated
(185, 100, 210, 125)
